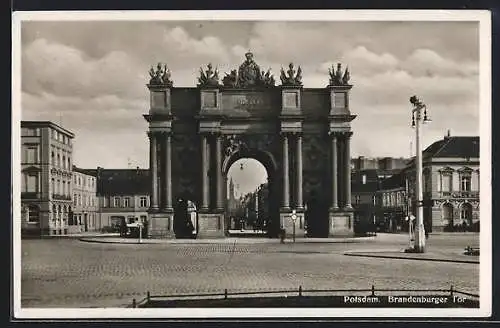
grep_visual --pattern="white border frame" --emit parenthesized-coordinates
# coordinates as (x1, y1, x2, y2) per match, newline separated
(12, 9, 492, 319)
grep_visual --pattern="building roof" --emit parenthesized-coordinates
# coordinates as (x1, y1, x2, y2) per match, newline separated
(72, 165, 97, 177)
(83, 168, 150, 196)
(21, 120, 75, 138)
(405, 135, 479, 168)
(351, 169, 381, 193)
(423, 136, 479, 159)
(380, 171, 406, 190)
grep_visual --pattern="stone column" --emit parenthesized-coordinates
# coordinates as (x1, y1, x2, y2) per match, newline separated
(331, 133, 339, 210)
(282, 134, 290, 210)
(149, 132, 159, 210)
(344, 132, 353, 209)
(164, 132, 172, 210)
(216, 135, 224, 211)
(296, 134, 303, 210)
(201, 134, 209, 210)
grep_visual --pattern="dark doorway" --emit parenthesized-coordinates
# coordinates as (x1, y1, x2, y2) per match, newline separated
(305, 191, 329, 238)
(174, 198, 195, 238)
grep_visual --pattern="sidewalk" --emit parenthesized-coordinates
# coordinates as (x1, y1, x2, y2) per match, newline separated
(344, 249, 479, 264)
(39, 232, 120, 239)
(79, 235, 376, 245)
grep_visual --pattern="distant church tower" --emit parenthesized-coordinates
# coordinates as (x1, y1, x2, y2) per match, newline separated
(229, 177, 236, 202)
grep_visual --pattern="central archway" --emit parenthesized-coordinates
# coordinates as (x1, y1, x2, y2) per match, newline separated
(223, 149, 280, 237)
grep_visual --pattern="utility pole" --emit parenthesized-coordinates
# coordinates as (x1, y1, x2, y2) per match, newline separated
(409, 95, 431, 253)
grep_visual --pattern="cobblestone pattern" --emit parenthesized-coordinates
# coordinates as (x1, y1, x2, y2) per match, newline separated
(20, 234, 480, 308)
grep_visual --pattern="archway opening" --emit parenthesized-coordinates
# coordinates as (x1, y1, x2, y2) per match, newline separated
(173, 196, 198, 239)
(225, 158, 273, 236)
(442, 202, 454, 232)
(460, 203, 473, 229)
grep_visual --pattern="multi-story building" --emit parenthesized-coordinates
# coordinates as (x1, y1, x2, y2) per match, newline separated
(21, 121, 74, 237)
(376, 171, 408, 233)
(404, 132, 480, 232)
(71, 166, 99, 233)
(351, 169, 382, 234)
(88, 167, 151, 229)
(351, 156, 409, 172)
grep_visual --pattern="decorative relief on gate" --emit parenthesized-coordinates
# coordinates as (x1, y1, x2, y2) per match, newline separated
(172, 134, 199, 173)
(303, 134, 329, 172)
(222, 134, 277, 160)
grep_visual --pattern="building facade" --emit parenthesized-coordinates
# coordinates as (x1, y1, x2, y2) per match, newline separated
(71, 166, 99, 233)
(21, 121, 75, 237)
(90, 167, 151, 231)
(376, 172, 408, 233)
(351, 156, 409, 172)
(376, 133, 480, 233)
(405, 134, 480, 232)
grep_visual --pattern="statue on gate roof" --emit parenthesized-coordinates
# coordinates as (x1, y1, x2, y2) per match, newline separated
(148, 63, 173, 86)
(280, 62, 303, 86)
(222, 69, 238, 88)
(198, 63, 220, 87)
(328, 63, 351, 86)
(238, 51, 262, 88)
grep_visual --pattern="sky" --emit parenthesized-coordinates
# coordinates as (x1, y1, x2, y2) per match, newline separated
(20, 19, 480, 188)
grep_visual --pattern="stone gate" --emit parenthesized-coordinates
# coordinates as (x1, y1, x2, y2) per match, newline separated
(143, 53, 356, 238)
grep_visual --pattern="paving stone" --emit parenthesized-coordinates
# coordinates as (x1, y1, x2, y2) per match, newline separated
(20, 234, 480, 308)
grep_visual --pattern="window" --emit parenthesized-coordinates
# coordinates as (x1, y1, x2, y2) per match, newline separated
(461, 175, 471, 192)
(78, 194, 82, 206)
(372, 195, 376, 205)
(25, 147, 37, 163)
(140, 196, 148, 208)
(354, 195, 361, 204)
(123, 197, 130, 207)
(57, 154, 61, 167)
(114, 197, 121, 207)
(27, 205, 40, 223)
(362, 175, 367, 185)
(24, 173, 38, 193)
(51, 152, 55, 165)
(74, 194, 77, 206)
(78, 177, 81, 186)
(62, 156, 66, 169)
(441, 174, 452, 192)
(56, 179, 60, 194)
(67, 157, 71, 168)
(62, 181, 66, 195)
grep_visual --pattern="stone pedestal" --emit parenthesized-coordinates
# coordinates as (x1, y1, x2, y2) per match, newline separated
(197, 212, 225, 238)
(148, 211, 174, 239)
(328, 210, 354, 237)
(281, 211, 306, 238)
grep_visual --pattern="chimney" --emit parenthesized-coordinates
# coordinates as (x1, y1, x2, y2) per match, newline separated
(445, 129, 451, 139)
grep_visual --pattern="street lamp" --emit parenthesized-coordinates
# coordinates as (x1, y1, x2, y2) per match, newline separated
(409, 95, 431, 253)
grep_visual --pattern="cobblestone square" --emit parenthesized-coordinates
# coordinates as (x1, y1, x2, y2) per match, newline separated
(20, 234, 479, 308)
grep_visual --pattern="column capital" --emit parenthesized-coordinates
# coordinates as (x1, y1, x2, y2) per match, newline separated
(158, 131, 173, 136)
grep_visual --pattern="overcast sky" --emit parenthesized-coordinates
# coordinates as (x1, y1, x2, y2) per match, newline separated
(20, 19, 480, 188)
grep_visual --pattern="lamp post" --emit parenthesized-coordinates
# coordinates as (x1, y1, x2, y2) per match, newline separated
(409, 95, 431, 253)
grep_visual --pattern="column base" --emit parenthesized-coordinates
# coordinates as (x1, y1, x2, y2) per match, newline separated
(148, 211, 175, 239)
(197, 212, 225, 238)
(328, 210, 354, 237)
(280, 211, 305, 238)
(148, 206, 160, 213)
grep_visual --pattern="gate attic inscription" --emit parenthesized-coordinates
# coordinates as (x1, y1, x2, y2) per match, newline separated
(221, 92, 276, 116)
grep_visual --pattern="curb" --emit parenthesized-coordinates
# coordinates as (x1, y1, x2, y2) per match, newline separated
(78, 236, 377, 245)
(343, 252, 479, 264)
